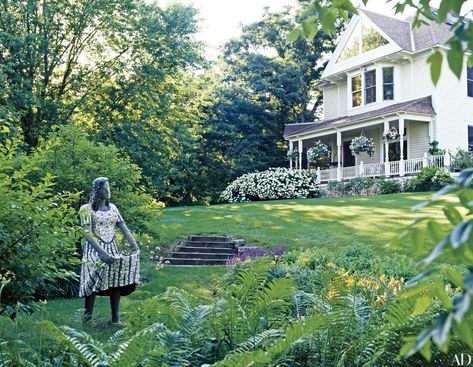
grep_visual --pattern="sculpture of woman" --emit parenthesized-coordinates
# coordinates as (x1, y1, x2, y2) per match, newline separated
(79, 177, 140, 324)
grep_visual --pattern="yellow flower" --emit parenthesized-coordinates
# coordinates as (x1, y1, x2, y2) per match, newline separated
(379, 274, 386, 282)
(244, 258, 251, 264)
(326, 261, 335, 268)
(387, 277, 400, 289)
(271, 260, 277, 266)
(357, 277, 368, 288)
(346, 277, 355, 287)
(376, 291, 388, 304)
(338, 268, 349, 277)
(302, 257, 310, 264)
(372, 283, 381, 291)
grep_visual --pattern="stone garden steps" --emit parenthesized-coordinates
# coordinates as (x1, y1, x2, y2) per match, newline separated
(162, 235, 240, 266)
(178, 246, 236, 254)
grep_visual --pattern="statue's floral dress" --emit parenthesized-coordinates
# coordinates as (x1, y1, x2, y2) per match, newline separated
(79, 203, 139, 297)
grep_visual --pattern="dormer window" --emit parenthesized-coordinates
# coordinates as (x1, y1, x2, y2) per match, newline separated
(383, 67, 394, 100)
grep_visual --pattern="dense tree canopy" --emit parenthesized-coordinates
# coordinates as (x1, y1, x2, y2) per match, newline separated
(201, 7, 337, 199)
(0, 1, 335, 205)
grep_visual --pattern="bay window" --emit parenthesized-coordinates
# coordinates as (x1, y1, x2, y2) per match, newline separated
(383, 67, 394, 100)
(349, 65, 397, 109)
(364, 70, 376, 104)
(351, 75, 362, 107)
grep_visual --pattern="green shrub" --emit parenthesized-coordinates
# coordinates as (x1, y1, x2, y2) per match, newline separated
(378, 177, 402, 194)
(0, 128, 81, 313)
(325, 177, 380, 197)
(406, 166, 454, 192)
(39, 125, 161, 237)
(451, 148, 473, 170)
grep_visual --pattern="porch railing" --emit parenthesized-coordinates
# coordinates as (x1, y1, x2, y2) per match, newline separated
(361, 162, 385, 177)
(315, 153, 451, 184)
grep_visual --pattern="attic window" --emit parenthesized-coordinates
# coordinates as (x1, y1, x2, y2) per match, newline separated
(338, 20, 389, 62)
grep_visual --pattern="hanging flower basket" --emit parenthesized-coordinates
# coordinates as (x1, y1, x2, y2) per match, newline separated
(350, 135, 376, 157)
(287, 149, 299, 160)
(383, 127, 400, 142)
(307, 141, 331, 168)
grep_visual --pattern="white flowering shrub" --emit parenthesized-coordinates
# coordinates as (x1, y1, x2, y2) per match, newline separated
(220, 167, 319, 202)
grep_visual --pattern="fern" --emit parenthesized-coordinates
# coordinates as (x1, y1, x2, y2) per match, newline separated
(230, 329, 284, 354)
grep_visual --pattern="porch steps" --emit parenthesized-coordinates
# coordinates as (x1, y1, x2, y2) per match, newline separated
(162, 236, 239, 266)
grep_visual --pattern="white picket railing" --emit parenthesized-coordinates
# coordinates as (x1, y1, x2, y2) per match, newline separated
(404, 157, 423, 174)
(342, 166, 357, 179)
(319, 168, 338, 182)
(388, 161, 400, 176)
(316, 153, 450, 183)
(362, 162, 385, 177)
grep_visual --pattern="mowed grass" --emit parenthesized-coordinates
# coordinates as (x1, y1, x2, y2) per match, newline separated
(156, 192, 455, 259)
(1, 192, 457, 343)
(0, 265, 226, 341)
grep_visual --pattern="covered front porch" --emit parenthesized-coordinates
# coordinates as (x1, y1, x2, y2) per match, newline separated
(287, 113, 447, 183)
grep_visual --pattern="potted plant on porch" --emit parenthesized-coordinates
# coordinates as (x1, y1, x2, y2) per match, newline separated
(307, 141, 331, 169)
(287, 148, 299, 161)
(349, 134, 376, 158)
(383, 126, 400, 142)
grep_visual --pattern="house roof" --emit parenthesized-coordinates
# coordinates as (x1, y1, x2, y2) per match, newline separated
(284, 96, 435, 138)
(359, 8, 455, 53)
(360, 9, 413, 51)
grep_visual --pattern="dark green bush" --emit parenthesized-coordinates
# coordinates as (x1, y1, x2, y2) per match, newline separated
(40, 125, 161, 237)
(325, 177, 380, 197)
(451, 149, 473, 171)
(0, 129, 81, 313)
(406, 166, 454, 192)
(378, 177, 402, 194)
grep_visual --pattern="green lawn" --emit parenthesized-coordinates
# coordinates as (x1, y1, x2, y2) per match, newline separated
(156, 192, 453, 258)
(1, 192, 456, 343)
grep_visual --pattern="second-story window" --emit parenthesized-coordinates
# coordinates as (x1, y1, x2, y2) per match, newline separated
(468, 66, 473, 97)
(383, 67, 394, 100)
(351, 75, 362, 107)
(364, 69, 376, 104)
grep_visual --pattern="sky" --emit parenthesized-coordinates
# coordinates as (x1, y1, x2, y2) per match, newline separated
(157, 0, 473, 60)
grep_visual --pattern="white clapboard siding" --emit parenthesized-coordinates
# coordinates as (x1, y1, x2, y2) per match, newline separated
(407, 120, 430, 158)
(323, 84, 339, 120)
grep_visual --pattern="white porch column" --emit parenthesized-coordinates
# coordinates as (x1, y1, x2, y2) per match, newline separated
(423, 152, 429, 169)
(399, 116, 405, 176)
(316, 167, 321, 184)
(336, 130, 342, 182)
(298, 140, 303, 170)
(429, 117, 436, 142)
(384, 120, 390, 177)
(289, 141, 294, 169)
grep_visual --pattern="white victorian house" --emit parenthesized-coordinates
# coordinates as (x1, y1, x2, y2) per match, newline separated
(284, 8, 473, 183)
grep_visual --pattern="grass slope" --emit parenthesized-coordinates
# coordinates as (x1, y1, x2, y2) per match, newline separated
(1, 192, 454, 343)
(156, 192, 451, 258)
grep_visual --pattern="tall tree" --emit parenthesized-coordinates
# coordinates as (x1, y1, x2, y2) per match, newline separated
(75, 3, 208, 205)
(202, 7, 337, 198)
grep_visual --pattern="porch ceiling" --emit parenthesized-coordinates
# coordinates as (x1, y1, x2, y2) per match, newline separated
(284, 95, 435, 139)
